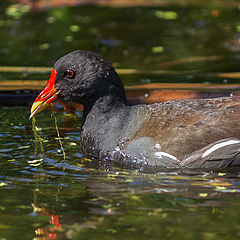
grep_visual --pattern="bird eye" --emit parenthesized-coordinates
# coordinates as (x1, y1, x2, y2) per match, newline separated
(64, 69, 75, 79)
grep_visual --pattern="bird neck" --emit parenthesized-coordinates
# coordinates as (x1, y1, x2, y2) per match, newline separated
(82, 87, 130, 125)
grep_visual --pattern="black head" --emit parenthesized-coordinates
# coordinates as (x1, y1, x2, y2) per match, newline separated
(30, 50, 128, 119)
(53, 50, 127, 106)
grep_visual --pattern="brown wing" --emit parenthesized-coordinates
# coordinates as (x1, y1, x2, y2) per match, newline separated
(128, 96, 240, 160)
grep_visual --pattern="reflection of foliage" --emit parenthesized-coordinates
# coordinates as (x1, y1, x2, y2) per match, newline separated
(1, 3, 240, 76)
(1, 105, 240, 239)
(5, 4, 30, 19)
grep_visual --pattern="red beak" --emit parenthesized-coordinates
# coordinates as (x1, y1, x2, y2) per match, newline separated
(30, 69, 59, 119)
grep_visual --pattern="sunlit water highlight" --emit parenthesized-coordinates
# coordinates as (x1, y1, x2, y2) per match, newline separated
(1, 106, 240, 239)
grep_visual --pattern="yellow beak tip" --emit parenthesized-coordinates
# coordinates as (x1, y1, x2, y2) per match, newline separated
(29, 101, 49, 120)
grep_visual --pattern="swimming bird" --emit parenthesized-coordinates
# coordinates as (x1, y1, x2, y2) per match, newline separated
(30, 50, 240, 170)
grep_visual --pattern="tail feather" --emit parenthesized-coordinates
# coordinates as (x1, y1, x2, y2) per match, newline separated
(181, 138, 240, 169)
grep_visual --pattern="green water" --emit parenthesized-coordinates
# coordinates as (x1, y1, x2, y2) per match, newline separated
(2, 0, 240, 239)
(1, 107, 240, 239)
(1, 0, 240, 84)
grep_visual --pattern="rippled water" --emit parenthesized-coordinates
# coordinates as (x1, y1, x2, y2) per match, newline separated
(2, 0, 240, 239)
(1, 106, 240, 239)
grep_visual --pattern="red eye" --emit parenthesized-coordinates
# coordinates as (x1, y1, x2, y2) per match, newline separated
(65, 69, 75, 79)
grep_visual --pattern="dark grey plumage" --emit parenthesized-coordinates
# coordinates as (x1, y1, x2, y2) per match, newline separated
(53, 50, 240, 170)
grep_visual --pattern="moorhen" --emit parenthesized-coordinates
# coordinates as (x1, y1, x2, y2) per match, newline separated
(30, 50, 240, 169)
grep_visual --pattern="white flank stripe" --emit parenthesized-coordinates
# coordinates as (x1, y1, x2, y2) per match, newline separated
(155, 143, 161, 149)
(202, 139, 240, 158)
(155, 152, 177, 161)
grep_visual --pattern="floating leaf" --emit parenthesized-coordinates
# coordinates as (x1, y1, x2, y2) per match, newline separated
(0, 224, 10, 229)
(130, 195, 141, 201)
(102, 204, 112, 209)
(65, 35, 73, 42)
(27, 159, 43, 164)
(84, 158, 92, 162)
(218, 172, 226, 176)
(152, 46, 164, 53)
(77, 163, 84, 167)
(8, 159, 15, 162)
(0, 206, 6, 211)
(199, 193, 208, 197)
(18, 145, 30, 149)
(39, 43, 50, 50)
(125, 179, 133, 183)
(155, 11, 178, 20)
(69, 142, 77, 146)
(70, 25, 80, 32)
(29, 162, 42, 167)
(97, 217, 105, 223)
(0, 182, 7, 187)
(90, 196, 107, 202)
(236, 25, 240, 33)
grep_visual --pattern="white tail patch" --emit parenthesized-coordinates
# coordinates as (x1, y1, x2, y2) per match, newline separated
(202, 139, 240, 158)
(155, 151, 177, 161)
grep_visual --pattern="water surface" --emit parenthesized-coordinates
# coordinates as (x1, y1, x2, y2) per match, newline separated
(1, 106, 240, 239)
(2, 0, 240, 239)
